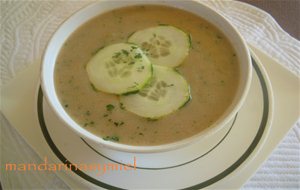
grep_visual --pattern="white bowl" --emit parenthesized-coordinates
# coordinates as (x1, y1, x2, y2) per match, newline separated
(41, 0, 252, 153)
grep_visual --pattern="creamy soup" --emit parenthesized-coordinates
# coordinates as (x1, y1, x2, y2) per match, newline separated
(55, 5, 239, 145)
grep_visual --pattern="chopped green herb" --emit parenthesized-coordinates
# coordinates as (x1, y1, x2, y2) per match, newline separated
(121, 49, 129, 56)
(119, 103, 125, 110)
(139, 132, 144, 136)
(158, 23, 168, 26)
(134, 53, 142, 59)
(113, 52, 121, 58)
(90, 121, 95, 125)
(85, 110, 91, 116)
(103, 114, 109, 117)
(137, 65, 145, 72)
(103, 136, 119, 142)
(126, 82, 139, 90)
(147, 118, 158, 122)
(64, 104, 69, 108)
(113, 121, 125, 127)
(108, 119, 112, 122)
(216, 34, 223, 39)
(106, 104, 115, 111)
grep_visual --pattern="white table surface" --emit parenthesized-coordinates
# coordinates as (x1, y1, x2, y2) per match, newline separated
(1, 0, 299, 189)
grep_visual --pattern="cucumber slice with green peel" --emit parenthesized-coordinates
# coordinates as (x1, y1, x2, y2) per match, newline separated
(128, 26, 190, 68)
(86, 43, 153, 95)
(120, 65, 191, 119)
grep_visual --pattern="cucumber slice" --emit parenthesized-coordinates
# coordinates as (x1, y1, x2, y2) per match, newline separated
(128, 26, 190, 68)
(86, 43, 152, 95)
(120, 65, 191, 119)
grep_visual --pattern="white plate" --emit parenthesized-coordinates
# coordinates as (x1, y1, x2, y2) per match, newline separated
(34, 47, 273, 189)
(2, 46, 299, 189)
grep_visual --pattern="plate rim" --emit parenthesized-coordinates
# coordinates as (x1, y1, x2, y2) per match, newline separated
(37, 55, 273, 189)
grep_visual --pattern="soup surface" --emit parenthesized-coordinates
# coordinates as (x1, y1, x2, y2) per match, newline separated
(55, 5, 239, 145)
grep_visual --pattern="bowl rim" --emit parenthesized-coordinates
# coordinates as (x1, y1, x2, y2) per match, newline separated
(41, 0, 252, 153)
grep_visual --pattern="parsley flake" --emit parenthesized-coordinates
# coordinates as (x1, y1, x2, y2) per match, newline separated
(103, 136, 119, 142)
(106, 104, 115, 111)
